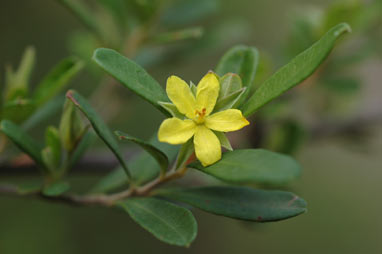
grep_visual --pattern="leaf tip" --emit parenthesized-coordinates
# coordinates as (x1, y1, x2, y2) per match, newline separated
(66, 90, 79, 106)
(334, 23, 352, 36)
(92, 48, 114, 62)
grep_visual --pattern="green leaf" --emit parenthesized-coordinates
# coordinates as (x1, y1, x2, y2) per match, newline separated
(241, 23, 351, 117)
(115, 131, 169, 175)
(0, 120, 44, 171)
(91, 135, 178, 193)
(59, 98, 86, 151)
(117, 197, 197, 247)
(214, 132, 232, 151)
(4, 46, 36, 101)
(42, 126, 62, 172)
(158, 101, 184, 119)
(215, 45, 259, 107)
(42, 181, 70, 197)
(156, 186, 307, 222)
(219, 73, 243, 98)
(92, 48, 170, 115)
(189, 149, 301, 185)
(33, 57, 83, 107)
(214, 73, 247, 111)
(130, 136, 178, 185)
(189, 81, 197, 95)
(214, 88, 246, 112)
(68, 131, 96, 169)
(66, 90, 131, 179)
(175, 138, 194, 169)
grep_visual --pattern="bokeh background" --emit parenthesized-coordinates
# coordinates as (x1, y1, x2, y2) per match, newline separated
(0, 0, 381, 253)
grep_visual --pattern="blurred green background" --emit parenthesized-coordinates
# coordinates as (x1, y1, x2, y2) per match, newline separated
(0, 0, 381, 253)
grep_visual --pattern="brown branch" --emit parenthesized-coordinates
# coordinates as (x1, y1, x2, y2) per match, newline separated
(0, 166, 189, 207)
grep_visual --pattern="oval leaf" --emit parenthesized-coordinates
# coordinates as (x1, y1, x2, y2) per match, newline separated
(117, 197, 197, 247)
(189, 149, 301, 185)
(157, 186, 307, 222)
(66, 90, 131, 179)
(241, 23, 351, 117)
(215, 45, 259, 106)
(115, 130, 169, 175)
(92, 48, 170, 116)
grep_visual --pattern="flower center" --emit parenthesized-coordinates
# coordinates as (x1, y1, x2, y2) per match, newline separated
(194, 108, 207, 124)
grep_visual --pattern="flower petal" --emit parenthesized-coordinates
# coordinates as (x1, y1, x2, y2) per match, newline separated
(166, 76, 196, 119)
(205, 109, 249, 132)
(194, 125, 221, 166)
(158, 118, 196, 145)
(196, 72, 220, 116)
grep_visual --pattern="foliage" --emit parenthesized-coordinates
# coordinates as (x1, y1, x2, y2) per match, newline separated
(0, 0, 363, 248)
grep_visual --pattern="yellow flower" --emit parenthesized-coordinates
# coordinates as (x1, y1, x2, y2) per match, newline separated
(158, 72, 249, 166)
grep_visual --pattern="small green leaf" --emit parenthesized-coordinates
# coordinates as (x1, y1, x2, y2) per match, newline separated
(214, 132, 232, 151)
(59, 98, 86, 151)
(175, 138, 194, 169)
(241, 23, 351, 117)
(41, 148, 57, 174)
(42, 126, 62, 172)
(189, 149, 301, 185)
(129, 136, 178, 185)
(158, 101, 184, 119)
(115, 131, 169, 175)
(42, 181, 70, 197)
(92, 48, 170, 115)
(0, 120, 44, 171)
(4, 46, 35, 101)
(219, 73, 243, 98)
(68, 131, 96, 169)
(117, 197, 197, 247)
(156, 186, 307, 222)
(214, 88, 246, 112)
(215, 45, 259, 107)
(33, 57, 83, 107)
(214, 73, 247, 111)
(66, 90, 131, 179)
(189, 81, 197, 95)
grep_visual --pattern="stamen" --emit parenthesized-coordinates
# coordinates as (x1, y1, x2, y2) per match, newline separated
(194, 108, 207, 123)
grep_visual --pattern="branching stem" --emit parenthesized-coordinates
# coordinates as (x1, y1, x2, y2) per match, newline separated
(0, 165, 189, 207)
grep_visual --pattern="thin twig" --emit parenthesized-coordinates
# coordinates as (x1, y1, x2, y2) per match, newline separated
(0, 165, 189, 207)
